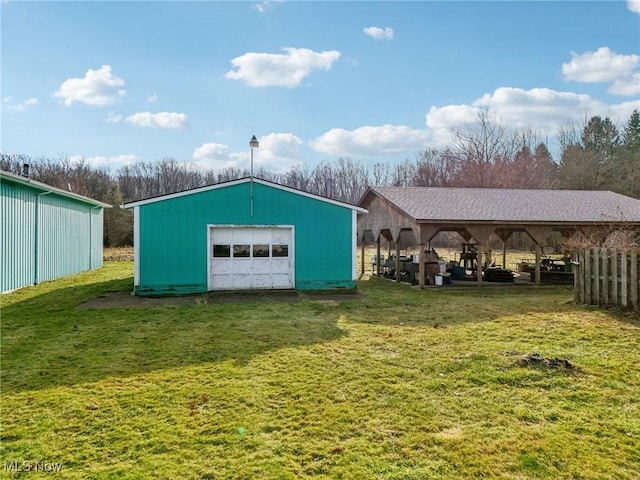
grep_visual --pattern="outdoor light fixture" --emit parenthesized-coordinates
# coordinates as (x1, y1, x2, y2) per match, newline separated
(249, 135, 259, 216)
(249, 135, 259, 178)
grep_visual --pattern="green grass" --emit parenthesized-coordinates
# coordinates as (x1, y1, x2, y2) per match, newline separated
(1, 263, 639, 479)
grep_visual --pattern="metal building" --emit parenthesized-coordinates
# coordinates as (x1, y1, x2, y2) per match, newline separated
(1, 170, 110, 292)
(124, 177, 366, 296)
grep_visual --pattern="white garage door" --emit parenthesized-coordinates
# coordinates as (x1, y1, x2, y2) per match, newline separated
(208, 226, 294, 290)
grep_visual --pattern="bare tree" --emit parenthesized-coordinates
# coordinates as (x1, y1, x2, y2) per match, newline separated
(371, 162, 391, 186)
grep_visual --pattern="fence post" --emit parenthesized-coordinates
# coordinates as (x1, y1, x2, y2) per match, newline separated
(585, 249, 592, 305)
(631, 251, 638, 311)
(574, 251, 581, 304)
(600, 248, 611, 305)
(593, 247, 601, 306)
(611, 249, 619, 306)
(621, 250, 628, 308)
(579, 249, 586, 304)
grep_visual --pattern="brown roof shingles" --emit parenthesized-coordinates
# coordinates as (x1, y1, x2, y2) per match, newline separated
(367, 187, 640, 223)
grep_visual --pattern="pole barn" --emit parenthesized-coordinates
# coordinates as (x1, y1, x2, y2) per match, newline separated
(1, 170, 110, 293)
(124, 177, 367, 296)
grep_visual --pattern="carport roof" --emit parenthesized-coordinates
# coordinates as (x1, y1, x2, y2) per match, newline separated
(361, 186, 640, 224)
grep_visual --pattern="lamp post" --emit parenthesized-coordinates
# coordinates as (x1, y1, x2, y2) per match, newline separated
(249, 135, 259, 216)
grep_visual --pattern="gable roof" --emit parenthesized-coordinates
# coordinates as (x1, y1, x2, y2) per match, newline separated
(1, 170, 111, 208)
(360, 186, 640, 224)
(124, 177, 367, 213)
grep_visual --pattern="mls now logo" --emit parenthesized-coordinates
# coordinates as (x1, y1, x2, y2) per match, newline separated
(3, 460, 63, 473)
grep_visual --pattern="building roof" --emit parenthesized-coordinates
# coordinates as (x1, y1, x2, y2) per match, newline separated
(1, 170, 111, 208)
(361, 186, 640, 224)
(124, 176, 368, 213)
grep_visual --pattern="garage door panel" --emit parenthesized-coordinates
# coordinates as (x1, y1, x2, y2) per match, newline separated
(231, 259, 252, 273)
(271, 273, 290, 288)
(211, 259, 232, 274)
(252, 229, 272, 243)
(252, 259, 272, 274)
(272, 229, 291, 244)
(212, 275, 233, 289)
(215, 229, 234, 243)
(252, 274, 271, 288)
(232, 274, 252, 289)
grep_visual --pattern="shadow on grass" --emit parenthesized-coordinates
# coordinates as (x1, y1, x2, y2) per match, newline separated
(1, 278, 347, 394)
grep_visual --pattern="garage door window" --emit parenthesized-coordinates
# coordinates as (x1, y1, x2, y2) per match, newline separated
(272, 244, 288, 257)
(233, 245, 250, 257)
(213, 244, 230, 257)
(253, 244, 269, 257)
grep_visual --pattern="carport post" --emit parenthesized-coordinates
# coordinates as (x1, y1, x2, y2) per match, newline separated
(376, 236, 381, 277)
(535, 244, 542, 284)
(395, 242, 401, 283)
(502, 243, 507, 270)
(418, 244, 425, 289)
(476, 247, 483, 285)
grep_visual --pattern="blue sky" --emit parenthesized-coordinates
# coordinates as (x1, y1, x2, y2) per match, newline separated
(2, 1, 639, 174)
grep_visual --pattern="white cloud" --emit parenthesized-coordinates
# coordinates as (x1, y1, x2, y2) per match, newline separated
(310, 125, 429, 156)
(193, 142, 245, 170)
(426, 104, 480, 130)
(628, 0, 640, 14)
(3, 96, 40, 111)
(69, 154, 138, 170)
(472, 87, 602, 129)
(562, 47, 639, 84)
(255, 1, 274, 13)
(53, 65, 126, 106)
(224, 47, 341, 88)
(193, 133, 303, 173)
(124, 111, 188, 129)
(147, 93, 158, 103)
(363, 26, 394, 40)
(252, 133, 303, 173)
(425, 87, 640, 146)
(87, 154, 138, 169)
(607, 99, 640, 122)
(106, 111, 122, 123)
(608, 72, 640, 96)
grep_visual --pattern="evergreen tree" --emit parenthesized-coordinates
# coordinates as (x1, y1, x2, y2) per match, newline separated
(622, 109, 640, 152)
(617, 110, 640, 198)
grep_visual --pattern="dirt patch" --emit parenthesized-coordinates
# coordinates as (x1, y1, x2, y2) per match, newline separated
(518, 353, 575, 370)
(79, 289, 366, 309)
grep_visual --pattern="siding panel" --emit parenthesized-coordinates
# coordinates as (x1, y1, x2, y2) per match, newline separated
(1, 182, 36, 291)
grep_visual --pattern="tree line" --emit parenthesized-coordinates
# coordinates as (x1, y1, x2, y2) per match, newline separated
(2, 110, 639, 247)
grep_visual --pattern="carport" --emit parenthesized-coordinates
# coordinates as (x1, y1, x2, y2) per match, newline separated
(357, 186, 640, 288)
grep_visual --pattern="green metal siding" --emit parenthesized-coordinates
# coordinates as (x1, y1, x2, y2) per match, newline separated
(136, 181, 355, 295)
(1, 181, 37, 291)
(37, 195, 102, 283)
(1, 177, 104, 292)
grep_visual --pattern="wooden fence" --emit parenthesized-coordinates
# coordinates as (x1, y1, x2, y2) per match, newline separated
(574, 248, 639, 311)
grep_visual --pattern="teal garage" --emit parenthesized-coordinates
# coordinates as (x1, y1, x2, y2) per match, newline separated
(124, 178, 366, 296)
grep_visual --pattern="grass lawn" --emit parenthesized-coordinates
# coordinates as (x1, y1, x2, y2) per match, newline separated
(1, 262, 639, 479)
